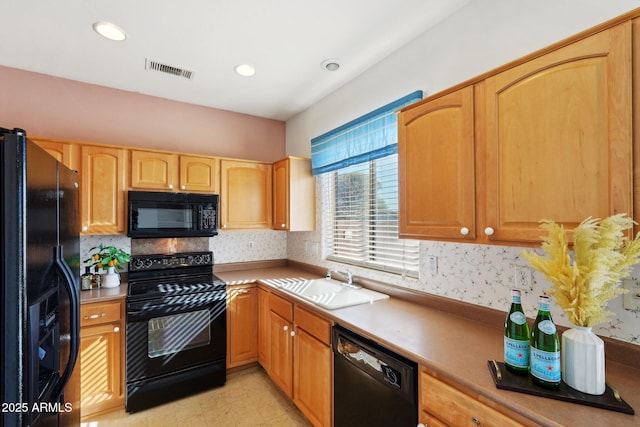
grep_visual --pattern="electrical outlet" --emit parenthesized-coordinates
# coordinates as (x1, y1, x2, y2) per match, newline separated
(514, 266, 532, 290)
(622, 278, 640, 310)
(427, 256, 438, 276)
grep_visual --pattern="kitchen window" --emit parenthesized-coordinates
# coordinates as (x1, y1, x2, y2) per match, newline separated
(322, 154, 419, 276)
(312, 91, 422, 276)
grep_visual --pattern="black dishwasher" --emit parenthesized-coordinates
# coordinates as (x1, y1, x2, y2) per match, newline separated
(333, 325, 418, 427)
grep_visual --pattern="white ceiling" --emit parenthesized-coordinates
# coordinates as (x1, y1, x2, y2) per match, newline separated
(0, 0, 469, 121)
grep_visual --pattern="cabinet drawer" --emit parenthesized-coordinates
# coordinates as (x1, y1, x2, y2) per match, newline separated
(269, 292, 293, 321)
(420, 371, 524, 427)
(81, 300, 122, 326)
(294, 305, 330, 345)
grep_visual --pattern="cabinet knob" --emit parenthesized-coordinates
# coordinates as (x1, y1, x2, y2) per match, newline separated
(472, 417, 481, 426)
(82, 226, 88, 232)
(168, 184, 173, 189)
(113, 326, 120, 333)
(290, 331, 296, 337)
(460, 227, 470, 236)
(417, 424, 426, 427)
(283, 325, 289, 331)
(281, 223, 286, 228)
(484, 227, 495, 236)
(181, 185, 186, 190)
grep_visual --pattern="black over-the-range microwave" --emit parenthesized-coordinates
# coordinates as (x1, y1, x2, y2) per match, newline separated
(127, 191, 219, 238)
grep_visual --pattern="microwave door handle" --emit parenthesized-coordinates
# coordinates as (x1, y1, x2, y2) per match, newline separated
(52, 246, 80, 400)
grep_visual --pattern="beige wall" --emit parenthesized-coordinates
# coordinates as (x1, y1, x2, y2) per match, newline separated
(0, 65, 285, 162)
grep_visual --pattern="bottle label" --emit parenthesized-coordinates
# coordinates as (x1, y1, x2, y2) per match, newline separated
(509, 312, 527, 325)
(538, 320, 556, 335)
(530, 348, 561, 382)
(504, 337, 529, 368)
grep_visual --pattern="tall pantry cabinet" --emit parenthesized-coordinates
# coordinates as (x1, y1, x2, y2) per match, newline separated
(399, 21, 633, 245)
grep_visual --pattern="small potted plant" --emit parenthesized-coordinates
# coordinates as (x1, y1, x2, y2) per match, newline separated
(84, 244, 131, 288)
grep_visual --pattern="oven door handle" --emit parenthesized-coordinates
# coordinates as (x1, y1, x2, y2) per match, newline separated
(127, 297, 224, 320)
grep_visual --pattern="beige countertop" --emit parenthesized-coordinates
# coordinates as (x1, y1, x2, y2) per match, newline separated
(80, 281, 127, 303)
(218, 266, 640, 427)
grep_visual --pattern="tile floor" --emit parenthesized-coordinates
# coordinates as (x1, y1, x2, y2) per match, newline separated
(80, 366, 312, 427)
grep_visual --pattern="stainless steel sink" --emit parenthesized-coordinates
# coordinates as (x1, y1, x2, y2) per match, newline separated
(267, 278, 389, 310)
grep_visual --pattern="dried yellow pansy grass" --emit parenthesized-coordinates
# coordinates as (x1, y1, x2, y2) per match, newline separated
(521, 214, 640, 327)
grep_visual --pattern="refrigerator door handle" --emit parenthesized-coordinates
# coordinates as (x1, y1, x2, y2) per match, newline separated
(52, 245, 80, 400)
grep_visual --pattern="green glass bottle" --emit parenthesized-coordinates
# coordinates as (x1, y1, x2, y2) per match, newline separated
(530, 295, 561, 389)
(504, 289, 530, 375)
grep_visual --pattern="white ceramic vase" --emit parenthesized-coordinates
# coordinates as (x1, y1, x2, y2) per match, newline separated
(561, 326, 605, 395)
(101, 266, 120, 288)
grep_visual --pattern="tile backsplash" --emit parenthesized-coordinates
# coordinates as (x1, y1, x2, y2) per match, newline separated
(80, 214, 640, 347)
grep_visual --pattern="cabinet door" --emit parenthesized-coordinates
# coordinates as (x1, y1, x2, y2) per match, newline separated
(273, 158, 289, 230)
(420, 372, 524, 427)
(220, 160, 273, 229)
(398, 86, 476, 240)
(273, 157, 315, 232)
(32, 138, 80, 171)
(179, 155, 219, 193)
(80, 321, 122, 417)
(227, 286, 258, 368)
(268, 310, 293, 397)
(129, 150, 178, 191)
(294, 327, 331, 427)
(482, 23, 632, 242)
(80, 145, 127, 234)
(258, 287, 270, 368)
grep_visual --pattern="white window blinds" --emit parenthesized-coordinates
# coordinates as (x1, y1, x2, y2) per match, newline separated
(323, 154, 420, 276)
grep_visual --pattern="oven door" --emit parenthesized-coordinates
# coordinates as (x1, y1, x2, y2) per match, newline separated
(126, 292, 226, 381)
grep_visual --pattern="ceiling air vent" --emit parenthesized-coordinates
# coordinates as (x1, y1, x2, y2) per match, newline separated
(145, 58, 194, 80)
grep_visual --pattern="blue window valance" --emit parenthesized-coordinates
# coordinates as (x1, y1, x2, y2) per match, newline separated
(310, 90, 423, 175)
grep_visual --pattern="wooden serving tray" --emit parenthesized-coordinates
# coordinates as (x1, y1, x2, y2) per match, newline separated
(487, 360, 635, 415)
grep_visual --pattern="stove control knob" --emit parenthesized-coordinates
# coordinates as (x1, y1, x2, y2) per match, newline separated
(132, 259, 145, 270)
(195, 255, 203, 264)
(187, 256, 194, 265)
(144, 259, 153, 268)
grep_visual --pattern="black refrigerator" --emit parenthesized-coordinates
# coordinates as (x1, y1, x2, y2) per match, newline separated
(1, 128, 81, 427)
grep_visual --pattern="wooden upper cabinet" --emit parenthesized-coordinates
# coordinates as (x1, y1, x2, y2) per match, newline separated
(398, 86, 476, 240)
(32, 137, 80, 171)
(482, 22, 632, 242)
(273, 156, 315, 231)
(129, 150, 179, 191)
(220, 159, 272, 230)
(80, 145, 127, 235)
(179, 155, 219, 193)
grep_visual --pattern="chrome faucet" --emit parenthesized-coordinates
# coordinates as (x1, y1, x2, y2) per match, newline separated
(326, 268, 360, 289)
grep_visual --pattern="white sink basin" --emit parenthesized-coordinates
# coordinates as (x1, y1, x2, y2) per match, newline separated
(268, 278, 389, 310)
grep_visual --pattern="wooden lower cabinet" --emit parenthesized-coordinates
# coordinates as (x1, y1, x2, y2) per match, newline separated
(79, 300, 124, 418)
(293, 306, 332, 427)
(420, 368, 531, 427)
(260, 290, 332, 427)
(227, 285, 259, 368)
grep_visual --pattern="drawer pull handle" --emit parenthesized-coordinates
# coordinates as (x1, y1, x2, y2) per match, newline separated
(84, 313, 106, 320)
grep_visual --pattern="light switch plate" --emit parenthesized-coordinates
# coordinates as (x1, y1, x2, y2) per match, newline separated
(622, 278, 640, 311)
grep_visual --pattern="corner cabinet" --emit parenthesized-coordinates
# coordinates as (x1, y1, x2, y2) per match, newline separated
(32, 137, 80, 171)
(273, 156, 315, 231)
(227, 285, 259, 368)
(220, 159, 272, 229)
(79, 300, 125, 418)
(399, 21, 633, 245)
(80, 145, 127, 235)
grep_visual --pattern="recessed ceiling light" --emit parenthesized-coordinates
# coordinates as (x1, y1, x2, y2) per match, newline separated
(321, 59, 341, 71)
(234, 64, 256, 77)
(92, 21, 127, 41)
